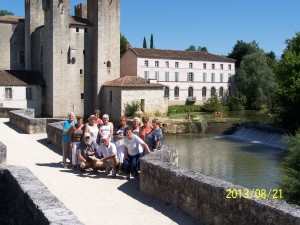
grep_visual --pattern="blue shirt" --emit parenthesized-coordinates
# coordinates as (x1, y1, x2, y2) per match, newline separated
(62, 119, 77, 143)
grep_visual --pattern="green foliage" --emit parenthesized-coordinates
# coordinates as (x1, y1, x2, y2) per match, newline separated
(280, 131, 300, 205)
(197, 46, 208, 52)
(276, 32, 300, 129)
(202, 91, 225, 112)
(123, 101, 140, 117)
(168, 105, 202, 115)
(150, 34, 154, 49)
(265, 51, 278, 72)
(236, 51, 278, 110)
(226, 92, 247, 111)
(185, 45, 208, 52)
(120, 33, 129, 56)
(186, 45, 196, 51)
(143, 37, 147, 48)
(228, 40, 262, 68)
(0, 10, 14, 16)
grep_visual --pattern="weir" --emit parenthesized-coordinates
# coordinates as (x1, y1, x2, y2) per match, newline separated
(229, 123, 288, 149)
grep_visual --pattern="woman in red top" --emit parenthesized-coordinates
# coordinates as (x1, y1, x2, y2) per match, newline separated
(139, 116, 152, 154)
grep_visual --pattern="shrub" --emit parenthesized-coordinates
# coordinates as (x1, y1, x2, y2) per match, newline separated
(280, 131, 300, 205)
(226, 93, 247, 111)
(202, 91, 225, 112)
(123, 101, 140, 117)
(168, 105, 202, 115)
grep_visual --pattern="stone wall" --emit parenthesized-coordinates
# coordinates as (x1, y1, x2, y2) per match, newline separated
(0, 107, 21, 118)
(140, 148, 300, 225)
(0, 165, 83, 225)
(46, 121, 64, 149)
(0, 141, 6, 164)
(9, 109, 62, 134)
(0, 20, 25, 70)
(161, 120, 237, 135)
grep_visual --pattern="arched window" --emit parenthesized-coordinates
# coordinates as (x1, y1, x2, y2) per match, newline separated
(219, 87, 224, 97)
(174, 87, 179, 98)
(164, 87, 169, 97)
(188, 87, 193, 97)
(211, 87, 216, 96)
(202, 87, 207, 99)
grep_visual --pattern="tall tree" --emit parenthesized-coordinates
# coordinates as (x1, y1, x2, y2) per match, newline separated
(0, 10, 14, 16)
(143, 37, 147, 48)
(150, 33, 154, 49)
(120, 33, 129, 56)
(265, 51, 278, 72)
(228, 40, 262, 68)
(276, 32, 300, 129)
(236, 51, 278, 110)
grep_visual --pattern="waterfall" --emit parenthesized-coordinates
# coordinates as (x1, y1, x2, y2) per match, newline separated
(230, 123, 287, 149)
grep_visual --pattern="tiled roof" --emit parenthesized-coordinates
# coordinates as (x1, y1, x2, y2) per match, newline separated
(70, 16, 92, 26)
(129, 48, 236, 63)
(0, 70, 44, 86)
(104, 76, 164, 88)
(0, 16, 24, 23)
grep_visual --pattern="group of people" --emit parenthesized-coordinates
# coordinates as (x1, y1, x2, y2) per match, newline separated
(62, 110, 163, 180)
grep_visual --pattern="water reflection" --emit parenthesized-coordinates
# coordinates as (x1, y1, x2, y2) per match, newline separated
(164, 134, 283, 189)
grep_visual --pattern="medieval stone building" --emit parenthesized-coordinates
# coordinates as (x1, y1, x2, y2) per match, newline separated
(0, 0, 121, 117)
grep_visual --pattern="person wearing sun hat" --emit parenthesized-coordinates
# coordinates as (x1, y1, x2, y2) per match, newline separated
(95, 135, 118, 177)
(77, 132, 99, 172)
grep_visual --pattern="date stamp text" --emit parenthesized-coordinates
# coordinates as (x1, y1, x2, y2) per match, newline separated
(226, 188, 283, 199)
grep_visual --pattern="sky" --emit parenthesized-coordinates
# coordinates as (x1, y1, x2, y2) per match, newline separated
(1, 0, 300, 58)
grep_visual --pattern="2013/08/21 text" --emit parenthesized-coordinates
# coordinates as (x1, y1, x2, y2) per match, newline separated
(226, 188, 283, 199)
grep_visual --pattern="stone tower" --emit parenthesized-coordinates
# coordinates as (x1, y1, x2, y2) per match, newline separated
(42, 0, 71, 116)
(25, 0, 44, 70)
(87, 0, 120, 112)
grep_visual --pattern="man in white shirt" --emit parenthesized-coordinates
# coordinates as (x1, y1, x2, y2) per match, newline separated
(96, 135, 118, 177)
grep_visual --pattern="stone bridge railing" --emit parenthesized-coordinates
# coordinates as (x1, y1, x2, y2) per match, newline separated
(0, 165, 83, 225)
(9, 109, 63, 134)
(140, 146, 300, 225)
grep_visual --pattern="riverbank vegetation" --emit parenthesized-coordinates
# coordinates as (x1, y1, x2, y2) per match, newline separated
(280, 131, 300, 205)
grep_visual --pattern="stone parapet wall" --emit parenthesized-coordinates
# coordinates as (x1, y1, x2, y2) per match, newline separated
(0, 107, 22, 118)
(46, 121, 64, 149)
(161, 120, 237, 134)
(9, 109, 63, 134)
(0, 141, 6, 164)
(0, 165, 83, 225)
(140, 148, 300, 225)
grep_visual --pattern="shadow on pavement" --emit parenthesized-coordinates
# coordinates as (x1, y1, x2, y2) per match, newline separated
(3, 122, 26, 134)
(36, 138, 61, 155)
(117, 180, 201, 225)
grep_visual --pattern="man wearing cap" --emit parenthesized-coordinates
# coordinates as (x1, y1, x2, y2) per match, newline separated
(96, 135, 118, 177)
(77, 132, 99, 172)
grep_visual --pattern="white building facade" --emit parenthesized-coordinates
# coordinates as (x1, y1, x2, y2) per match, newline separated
(121, 48, 236, 105)
(0, 70, 44, 115)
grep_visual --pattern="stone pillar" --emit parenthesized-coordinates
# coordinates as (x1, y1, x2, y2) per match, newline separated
(25, 0, 44, 70)
(87, 0, 120, 113)
(43, 0, 71, 117)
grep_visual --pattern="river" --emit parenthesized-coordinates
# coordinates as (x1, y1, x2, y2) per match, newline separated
(164, 134, 283, 190)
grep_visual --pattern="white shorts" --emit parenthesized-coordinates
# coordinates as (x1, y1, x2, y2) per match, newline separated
(116, 146, 125, 163)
